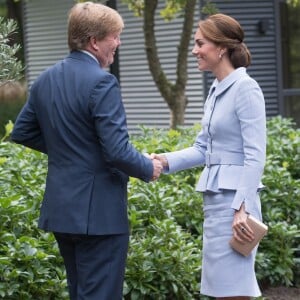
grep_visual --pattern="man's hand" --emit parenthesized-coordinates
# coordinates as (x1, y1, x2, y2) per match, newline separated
(151, 158, 163, 181)
(150, 153, 168, 169)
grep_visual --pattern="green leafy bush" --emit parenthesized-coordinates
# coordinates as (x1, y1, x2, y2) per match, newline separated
(0, 117, 299, 299)
(0, 140, 68, 299)
(0, 17, 23, 85)
(258, 116, 300, 287)
(0, 98, 25, 138)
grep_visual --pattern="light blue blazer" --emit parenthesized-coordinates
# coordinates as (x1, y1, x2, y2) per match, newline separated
(165, 67, 266, 215)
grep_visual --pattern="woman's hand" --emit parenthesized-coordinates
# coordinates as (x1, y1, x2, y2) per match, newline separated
(150, 153, 169, 169)
(232, 203, 255, 243)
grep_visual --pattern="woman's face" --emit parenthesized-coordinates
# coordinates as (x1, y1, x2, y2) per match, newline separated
(95, 32, 121, 68)
(192, 28, 223, 73)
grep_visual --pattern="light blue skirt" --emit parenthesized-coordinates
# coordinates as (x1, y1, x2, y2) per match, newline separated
(200, 190, 262, 298)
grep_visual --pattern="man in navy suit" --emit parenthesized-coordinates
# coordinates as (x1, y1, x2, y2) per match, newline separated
(11, 2, 162, 299)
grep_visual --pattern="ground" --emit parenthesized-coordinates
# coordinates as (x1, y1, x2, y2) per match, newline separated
(262, 286, 300, 300)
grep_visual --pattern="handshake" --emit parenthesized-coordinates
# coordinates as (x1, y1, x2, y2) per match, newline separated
(145, 153, 169, 182)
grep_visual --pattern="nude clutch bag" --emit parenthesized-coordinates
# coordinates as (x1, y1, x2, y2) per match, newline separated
(229, 215, 268, 256)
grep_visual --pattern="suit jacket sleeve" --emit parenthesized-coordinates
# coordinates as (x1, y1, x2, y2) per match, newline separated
(163, 129, 207, 173)
(11, 84, 47, 154)
(230, 78, 266, 214)
(89, 73, 153, 182)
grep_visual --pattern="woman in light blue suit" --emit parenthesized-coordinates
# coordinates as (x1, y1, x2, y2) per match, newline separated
(152, 14, 266, 299)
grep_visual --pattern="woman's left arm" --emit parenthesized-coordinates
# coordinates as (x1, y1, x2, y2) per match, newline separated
(231, 77, 266, 216)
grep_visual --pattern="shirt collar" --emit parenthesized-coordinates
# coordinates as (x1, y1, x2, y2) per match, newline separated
(79, 50, 99, 64)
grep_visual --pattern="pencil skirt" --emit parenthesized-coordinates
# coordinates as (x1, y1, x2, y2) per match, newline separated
(200, 190, 262, 298)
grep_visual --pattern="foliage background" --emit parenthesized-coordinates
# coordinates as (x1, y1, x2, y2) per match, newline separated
(0, 117, 299, 299)
(0, 15, 26, 137)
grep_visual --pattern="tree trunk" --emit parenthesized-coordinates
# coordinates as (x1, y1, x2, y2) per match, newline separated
(143, 0, 196, 129)
(170, 93, 187, 129)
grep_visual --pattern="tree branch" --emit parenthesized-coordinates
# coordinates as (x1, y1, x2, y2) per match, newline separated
(144, 0, 173, 101)
(175, 0, 196, 91)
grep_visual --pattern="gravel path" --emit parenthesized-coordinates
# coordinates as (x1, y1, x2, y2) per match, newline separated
(262, 287, 300, 300)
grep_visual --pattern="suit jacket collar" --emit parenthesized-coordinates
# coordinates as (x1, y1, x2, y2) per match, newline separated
(68, 50, 101, 67)
(211, 67, 248, 97)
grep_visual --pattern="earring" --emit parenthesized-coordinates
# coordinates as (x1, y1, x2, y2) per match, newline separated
(219, 53, 222, 59)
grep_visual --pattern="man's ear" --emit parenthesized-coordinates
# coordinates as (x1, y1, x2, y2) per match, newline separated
(87, 36, 99, 51)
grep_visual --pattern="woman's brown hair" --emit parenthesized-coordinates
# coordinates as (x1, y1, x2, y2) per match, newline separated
(198, 13, 251, 68)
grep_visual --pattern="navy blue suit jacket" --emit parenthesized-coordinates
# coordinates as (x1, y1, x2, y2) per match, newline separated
(11, 51, 153, 235)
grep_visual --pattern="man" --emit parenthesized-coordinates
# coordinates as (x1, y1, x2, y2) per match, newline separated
(11, 2, 162, 299)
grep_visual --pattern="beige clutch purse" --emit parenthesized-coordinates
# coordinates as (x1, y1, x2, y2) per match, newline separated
(229, 215, 268, 256)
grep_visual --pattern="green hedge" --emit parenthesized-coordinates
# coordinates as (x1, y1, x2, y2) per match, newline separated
(258, 117, 300, 288)
(0, 116, 299, 299)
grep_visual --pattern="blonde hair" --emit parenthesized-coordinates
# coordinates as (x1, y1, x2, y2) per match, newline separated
(68, 1, 124, 51)
(198, 13, 251, 68)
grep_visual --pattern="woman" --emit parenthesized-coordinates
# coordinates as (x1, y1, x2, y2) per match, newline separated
(152, 14, 266, 299)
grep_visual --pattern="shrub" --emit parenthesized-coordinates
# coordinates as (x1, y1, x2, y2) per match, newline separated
(0, 139, 68, 299)
(257, 116, 300, 287)
(0, 14, 25, 139)
(0, 117, 299, 299)
(0, 81, 26, 138)
(0, 17, 23, 85)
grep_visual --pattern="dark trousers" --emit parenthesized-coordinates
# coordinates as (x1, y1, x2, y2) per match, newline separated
(54, 232, 129, 300)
